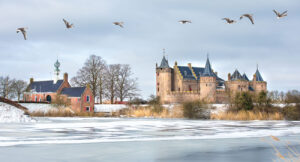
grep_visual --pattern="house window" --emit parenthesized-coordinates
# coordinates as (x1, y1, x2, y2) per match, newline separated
(35, 96, 37, 102)
(157, 88, 159, 92)
(78, 98, 81, 102)
(86, 96, 90, 102)
(86, 107, 90, 112)
(39, 98, 42, 102)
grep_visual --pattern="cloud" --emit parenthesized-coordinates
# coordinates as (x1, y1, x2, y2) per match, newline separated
(0, 0, 300, 98)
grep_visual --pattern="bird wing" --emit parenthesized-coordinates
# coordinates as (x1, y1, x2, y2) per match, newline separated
(222, 18, 229, 22)
(246, 15, 254, 24)
(63, 19, 69, 26)
(240, 15, 244, 20)
(281, 10, 288, 16)
(21, 30, 27, 40)
(273, 10, 279, 16)
(119, 24, 124, 28)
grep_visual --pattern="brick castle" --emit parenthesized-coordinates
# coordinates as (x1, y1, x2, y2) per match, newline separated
(156, 55, 267, 104)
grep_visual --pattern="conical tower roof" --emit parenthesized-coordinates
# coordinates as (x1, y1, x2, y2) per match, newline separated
(255, 69, 264, 81)
(242, 73, 249, 81)
(158, 55, 170, 68)
(231, 69, 242, 81)
(202, 57, 214, 77)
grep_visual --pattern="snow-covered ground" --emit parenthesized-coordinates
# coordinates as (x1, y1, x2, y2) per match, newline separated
(0, 102, 34, 123)
(19, 103, 54, 113)
(94, 104, 128, 112)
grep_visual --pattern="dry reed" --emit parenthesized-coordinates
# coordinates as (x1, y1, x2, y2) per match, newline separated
(210, 110, 283, 120)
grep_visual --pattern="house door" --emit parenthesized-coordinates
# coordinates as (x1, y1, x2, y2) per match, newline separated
(46, 95, 51, 103)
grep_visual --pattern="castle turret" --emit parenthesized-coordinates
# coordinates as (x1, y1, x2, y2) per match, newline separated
(156, 54, 173, 103)
(252, 66, 267, 93)
(200, 56, 216, 102)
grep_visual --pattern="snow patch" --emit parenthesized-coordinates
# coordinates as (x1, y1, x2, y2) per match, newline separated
(0, 102, 35, 123)
(19, 103, 54, 113)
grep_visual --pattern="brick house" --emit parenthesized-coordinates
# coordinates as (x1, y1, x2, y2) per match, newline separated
(23, 73, 94, 112)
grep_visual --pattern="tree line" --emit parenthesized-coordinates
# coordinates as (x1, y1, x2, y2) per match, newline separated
(0, 76, 27, 101)
(71, 55, 139, 104)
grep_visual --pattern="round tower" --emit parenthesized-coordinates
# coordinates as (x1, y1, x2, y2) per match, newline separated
(199, 57, 216, 103)
(156, 54, 172, 103)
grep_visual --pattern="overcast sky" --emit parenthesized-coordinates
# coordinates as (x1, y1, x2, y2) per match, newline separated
(0, 0, 299, 98)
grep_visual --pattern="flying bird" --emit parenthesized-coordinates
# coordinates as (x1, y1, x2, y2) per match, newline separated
(113, 22, 124, 28)
(16, 27, 27, 40)
(273, 10, 288, 19)
(178, 20, 192, 24)
(222, 18, 236, 24)
(240, 14, 254, 24)
(63, 19, 74, 29)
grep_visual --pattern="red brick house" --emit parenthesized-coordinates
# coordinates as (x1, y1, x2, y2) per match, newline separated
(23, 73, 94, 112)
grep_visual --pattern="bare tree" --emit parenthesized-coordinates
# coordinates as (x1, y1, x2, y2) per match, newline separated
(116, 64, 139, 102)
(12, 80, 28, 101)
(0, 76, 15, 99)
(71, 55, 107, 100)
(105, 64, 120, 104)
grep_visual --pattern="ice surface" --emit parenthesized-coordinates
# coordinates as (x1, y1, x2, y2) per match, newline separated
(0, 118, 300, 147)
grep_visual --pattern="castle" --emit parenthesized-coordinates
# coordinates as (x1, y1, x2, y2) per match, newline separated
(156, 55, 267, 104)
(23, 60, 94, 112)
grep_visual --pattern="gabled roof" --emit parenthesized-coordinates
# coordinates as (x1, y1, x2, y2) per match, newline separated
(158, 56, 170, 68)
(255, 69, 264, 81)
(192, 67, 205, 79)
(242, 73, 249, 81)
(178, 66, 196, 80)
(61, 87, 86, 97)
(231, 70, 243, 81)
(202, 57, 214, 77)
(29, 80, 64, 93)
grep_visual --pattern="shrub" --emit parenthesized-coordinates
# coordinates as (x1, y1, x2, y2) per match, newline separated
(183, 100, 209, 119)
(283, 104, 300, 120)
(148, 95, 163, 113)
(232, 92, 254, 111)
(51, 94, 70, 108)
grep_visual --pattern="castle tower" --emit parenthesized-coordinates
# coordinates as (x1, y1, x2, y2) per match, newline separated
(200, 56, 216, 102)
(252, 66, 267, 93)
(54, 59, 61, 84)
(156, 52, 173, 103)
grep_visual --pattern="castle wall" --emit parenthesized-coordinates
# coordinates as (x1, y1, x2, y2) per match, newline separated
(163, 91, 201, 104)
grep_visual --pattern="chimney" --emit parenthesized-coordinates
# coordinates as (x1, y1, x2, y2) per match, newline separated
(228, 73, 231, 81)
(30, 78, 34, 84)
(64, 73, 68, 82)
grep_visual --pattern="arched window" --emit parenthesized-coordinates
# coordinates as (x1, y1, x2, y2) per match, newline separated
(46, 95, 52, 103)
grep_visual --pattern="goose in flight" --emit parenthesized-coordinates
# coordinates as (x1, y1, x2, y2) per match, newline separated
(222, 18, 236, 24)
(273, 10, 288, 19)
(63, 19, 74, 29)
(113, 22, 124, 28)
(240, 14, 254, 24)
(178, 20, 192, 24)
(16, 27, 27, 40)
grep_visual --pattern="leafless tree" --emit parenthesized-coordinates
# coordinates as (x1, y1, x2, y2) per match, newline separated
(12, 80, 28, 101)
(105, 64, 121, 104)
(0, 76, 15, 99)
(116, 64, 139, 102)
(71, 55, 107, 102)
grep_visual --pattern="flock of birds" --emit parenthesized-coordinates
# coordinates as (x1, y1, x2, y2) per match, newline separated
(16, 10, 288, 40)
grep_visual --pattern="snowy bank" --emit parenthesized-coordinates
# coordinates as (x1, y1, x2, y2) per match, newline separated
(94, 104, 128, 112)
(19, 103, 54, 113)
(0, 102, 34, 123)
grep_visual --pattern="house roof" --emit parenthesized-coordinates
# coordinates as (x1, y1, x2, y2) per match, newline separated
(61, 87, 86, 97)
(178, 66, 195, 80)
(158, 56, 170, 68)
(29, 80, 64, 93)
(255, 69, 264, 81)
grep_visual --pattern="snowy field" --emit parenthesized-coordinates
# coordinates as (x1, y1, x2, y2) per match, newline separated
(0, 102, 34, 123)
(0, 118, 300, 161)
(19, 103, 54, 113)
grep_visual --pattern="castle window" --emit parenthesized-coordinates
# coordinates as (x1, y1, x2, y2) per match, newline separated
(178, 88, 180, 91)
(157, 88, 159, 92)
(157, 83, 159, 86)
(206, 84, 208, 87)
(189, 85, 192, 91)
